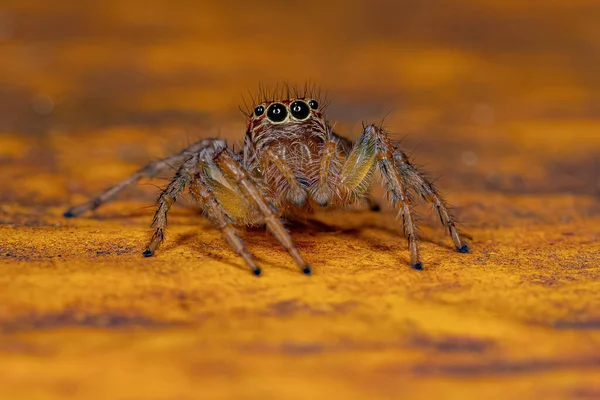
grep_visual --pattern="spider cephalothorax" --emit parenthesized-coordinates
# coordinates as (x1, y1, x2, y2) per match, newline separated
(64, 87, 470, 276)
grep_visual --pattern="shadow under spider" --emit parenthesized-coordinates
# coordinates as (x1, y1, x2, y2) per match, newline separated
(65, 207, 200, 221)
(168, 231, 252, 274)
(168, 227, 327, 274)
(282, 215, 463, 251)
(167, 211, 467, 271)
(75, 205, 470, 265)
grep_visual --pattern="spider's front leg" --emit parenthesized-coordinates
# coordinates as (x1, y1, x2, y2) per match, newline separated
(63, 139, 225, 217)
(214, 148, 312, 275)
(314, 133, 381, 211)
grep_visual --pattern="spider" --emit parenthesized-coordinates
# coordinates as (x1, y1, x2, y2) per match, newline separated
(64, 87, 469, 276)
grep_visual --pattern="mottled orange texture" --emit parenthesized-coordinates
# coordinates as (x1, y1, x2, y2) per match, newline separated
(1, 1, 600, 399)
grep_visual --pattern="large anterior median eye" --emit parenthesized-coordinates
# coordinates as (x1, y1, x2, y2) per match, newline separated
(266, 103, 287, 123)
(290, 101, 310, 120)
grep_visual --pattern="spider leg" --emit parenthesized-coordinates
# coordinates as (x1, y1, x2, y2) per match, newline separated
(394, 150, 469, 253)
(214, 148, 312, 275)
(339, 130, 377, 203)
(365, 196, 381, 212)
(316, 132, 379, 210)
(371, 125, 423, 270)
(143, 153, 201, 257)
(340, 125, 422, 269)
(189, 172, 261, 276)
(63, 139, 226, 217)
(202, 162, 259, 225)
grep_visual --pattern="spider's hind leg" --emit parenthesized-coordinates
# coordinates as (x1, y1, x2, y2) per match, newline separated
(63, 139, 226, 217)
(394, 150, 469, 253)
(143, 153, 201, 256)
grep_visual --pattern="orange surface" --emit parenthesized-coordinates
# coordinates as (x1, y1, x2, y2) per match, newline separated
(1, 1, 600, 399)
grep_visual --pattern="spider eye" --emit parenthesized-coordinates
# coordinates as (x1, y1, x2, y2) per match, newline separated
(290, 101, 310, 120)
(266, 103, 288, 123)
(254, 105, 265, 116)
(308, 99, 319, 110)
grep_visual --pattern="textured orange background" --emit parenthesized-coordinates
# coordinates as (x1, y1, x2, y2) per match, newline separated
(1, 1, 600, 399)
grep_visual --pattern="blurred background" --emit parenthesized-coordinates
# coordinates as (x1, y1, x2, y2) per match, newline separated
(1, 0, 599, 205)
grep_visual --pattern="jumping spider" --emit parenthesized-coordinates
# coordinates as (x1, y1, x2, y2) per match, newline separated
(64, 88, 469, 275)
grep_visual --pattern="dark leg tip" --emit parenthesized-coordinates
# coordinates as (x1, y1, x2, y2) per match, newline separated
(457, 244, 470, 254)
(411, 262, 423, 271)
(316, 199, 328, 207)
(63, 210, 75, 218)
(253, 267, 262, 277)
(142, 249, 154, 257)
(303, 265, 312, 275)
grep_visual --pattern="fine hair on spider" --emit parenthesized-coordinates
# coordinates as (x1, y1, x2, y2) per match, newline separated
(64, 84, 470, 276)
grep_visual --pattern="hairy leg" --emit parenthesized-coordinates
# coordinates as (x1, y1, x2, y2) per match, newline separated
(143, 153, 201, 256)
(189, 173, 261, 276)
(370, 125, 423, 269)
(316, 133, 379, 210)
(394, 150, 468, 253)
(338, 125, 421, 269)
(338, 131, 377, 203)
(64, 138, 226, 217)
(215, 148, 312, 275)
(202, 162, 259, 225)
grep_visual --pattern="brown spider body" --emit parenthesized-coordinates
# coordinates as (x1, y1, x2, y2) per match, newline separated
(64, 89, 469, 276)
(243, 99, 347, 215)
